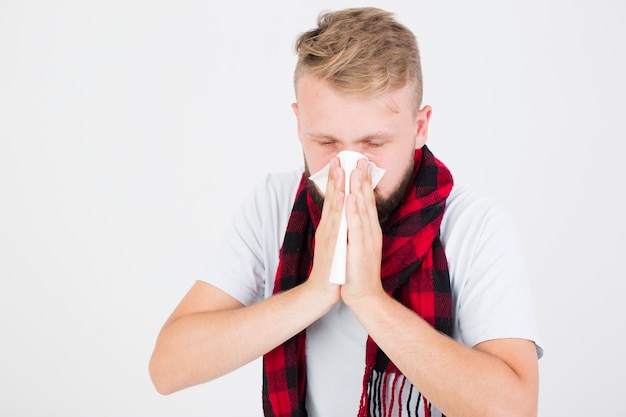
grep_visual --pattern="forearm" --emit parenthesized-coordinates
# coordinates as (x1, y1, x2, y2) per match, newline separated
(150, 281, 335, 395)
(349, 293, 538, 417)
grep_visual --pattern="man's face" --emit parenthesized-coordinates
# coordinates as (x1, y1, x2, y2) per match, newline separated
(292, 75, 431, 219)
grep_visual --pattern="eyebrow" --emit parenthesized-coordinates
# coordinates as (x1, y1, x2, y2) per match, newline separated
(306, 131, 393, 142)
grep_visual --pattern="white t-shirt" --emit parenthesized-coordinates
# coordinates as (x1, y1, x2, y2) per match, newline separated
(200, 169, 543, 417)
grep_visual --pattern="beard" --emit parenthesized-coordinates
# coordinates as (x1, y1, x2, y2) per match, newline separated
(305, 154, 415, 224)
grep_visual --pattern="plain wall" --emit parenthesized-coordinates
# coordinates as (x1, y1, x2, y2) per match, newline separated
(1, 0, 625, 415)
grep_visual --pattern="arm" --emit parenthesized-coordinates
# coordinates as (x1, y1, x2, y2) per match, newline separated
(149, 159, 347, 395)
(149, 278, 337, 395)
(342, 159, 539, 417)
(348, 294, 538, 417)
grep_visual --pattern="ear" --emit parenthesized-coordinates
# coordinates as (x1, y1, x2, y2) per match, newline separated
(291, 102, 302, 142)
(414, 105, 432, 149)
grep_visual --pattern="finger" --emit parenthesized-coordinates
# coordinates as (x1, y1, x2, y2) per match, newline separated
(349, 159, 377, 222)
(321, 157, 345, 216)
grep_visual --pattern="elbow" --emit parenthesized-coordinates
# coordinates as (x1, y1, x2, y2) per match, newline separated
(152, 381, 174, 396)
(489, 391, 537, 417)
(151, 377, 175, 397)
(491, 407, 536, 417)
(149, 352, 177, 396)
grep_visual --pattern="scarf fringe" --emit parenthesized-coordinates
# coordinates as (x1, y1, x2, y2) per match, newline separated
(358, 367, 435, 417)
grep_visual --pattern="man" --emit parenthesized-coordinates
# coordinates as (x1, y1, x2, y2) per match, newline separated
(149, 7, 542, 417)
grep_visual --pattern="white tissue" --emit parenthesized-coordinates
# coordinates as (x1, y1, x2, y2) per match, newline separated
(309, 151, 386, 284)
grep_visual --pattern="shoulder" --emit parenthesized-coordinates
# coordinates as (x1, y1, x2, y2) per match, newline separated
(441, 184, 518, 249)
(443, 185, 507, 227)
(237, 168, 304, 223)
(235, 169, 303, 211)
(245, 168, 303, 205)
(235, 167, 305, 253)
(258, 169, 304, 203)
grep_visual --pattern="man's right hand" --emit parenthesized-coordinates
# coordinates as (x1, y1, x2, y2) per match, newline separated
(304, 156, 344, 305)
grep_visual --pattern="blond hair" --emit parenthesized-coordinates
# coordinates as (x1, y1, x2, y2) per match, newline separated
(294, 7, 423, 108)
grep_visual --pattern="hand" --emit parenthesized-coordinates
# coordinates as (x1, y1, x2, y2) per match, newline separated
(341, 159, 385, 307)
(305, 157, 343, 306)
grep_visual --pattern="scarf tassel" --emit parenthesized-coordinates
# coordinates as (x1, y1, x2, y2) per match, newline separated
(358, 367, 435, 417)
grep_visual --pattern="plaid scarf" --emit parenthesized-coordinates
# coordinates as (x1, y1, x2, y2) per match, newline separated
(262, 146, 453, 417)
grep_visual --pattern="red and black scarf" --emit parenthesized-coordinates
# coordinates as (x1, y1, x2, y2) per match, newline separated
(262, 146, 453, 417)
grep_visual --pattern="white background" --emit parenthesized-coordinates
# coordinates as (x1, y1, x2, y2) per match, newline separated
(1, 1, 625, 415)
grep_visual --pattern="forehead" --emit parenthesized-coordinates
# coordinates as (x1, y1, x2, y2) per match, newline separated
(296, 76, 415, 133)
(295, 75, 417, 118)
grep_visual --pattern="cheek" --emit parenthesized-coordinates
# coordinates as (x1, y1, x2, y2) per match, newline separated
(375, 169, 398, 197)
(373, 154, 413, 196)
(303, 148, 331, 175)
